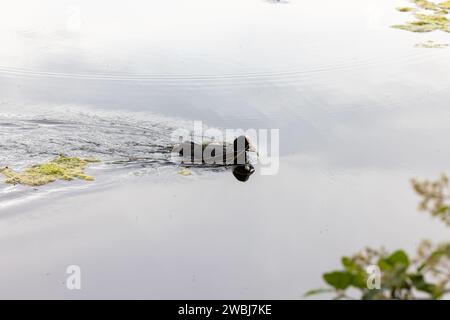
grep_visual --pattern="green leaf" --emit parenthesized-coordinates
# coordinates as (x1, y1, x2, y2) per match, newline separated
(387, 250, 410, 266)
(350, 271, 368, 289)
(379, 250, 410, 270)
(323, 271, 352, 290)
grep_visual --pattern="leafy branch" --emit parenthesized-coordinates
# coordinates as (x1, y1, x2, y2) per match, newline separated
(412, 174, 450, 226)
(307, 175, 450, 300)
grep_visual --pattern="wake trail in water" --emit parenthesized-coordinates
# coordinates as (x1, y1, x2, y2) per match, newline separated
(0, 105, 205, 209)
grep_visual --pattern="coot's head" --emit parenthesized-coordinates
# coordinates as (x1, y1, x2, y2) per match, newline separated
(232, 164, 255, 182)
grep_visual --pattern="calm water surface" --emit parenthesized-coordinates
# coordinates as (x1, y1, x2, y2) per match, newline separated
(0, 0, 449, 298)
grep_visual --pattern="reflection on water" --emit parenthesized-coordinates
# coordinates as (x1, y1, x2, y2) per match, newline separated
(232, 164, 255, 182)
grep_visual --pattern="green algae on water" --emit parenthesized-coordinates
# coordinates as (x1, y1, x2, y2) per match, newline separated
(177, 168, 192, 176)
(440, 0, 450, 9)
(0, 155, 99, 186)
(392, 0, 450, 33)
(397, 7, 414, 12)
(413, 0, 438, 11)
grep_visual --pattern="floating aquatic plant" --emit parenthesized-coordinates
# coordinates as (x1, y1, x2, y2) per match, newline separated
(414, 0, 439, 10)
(392, 0, 450, 33)
(440, 0, 450, 9)
(0, 155, 99, 186)
(415, 40, 449, 47)
(177, 168, 192, 176)
(397, 7, 415, 12)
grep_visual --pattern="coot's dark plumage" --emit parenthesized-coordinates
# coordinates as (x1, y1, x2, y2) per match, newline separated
(174, 135, 257, 182)
(176, 135, 255, 165)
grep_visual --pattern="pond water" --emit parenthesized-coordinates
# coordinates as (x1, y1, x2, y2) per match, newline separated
(0, 0, 449, 298)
